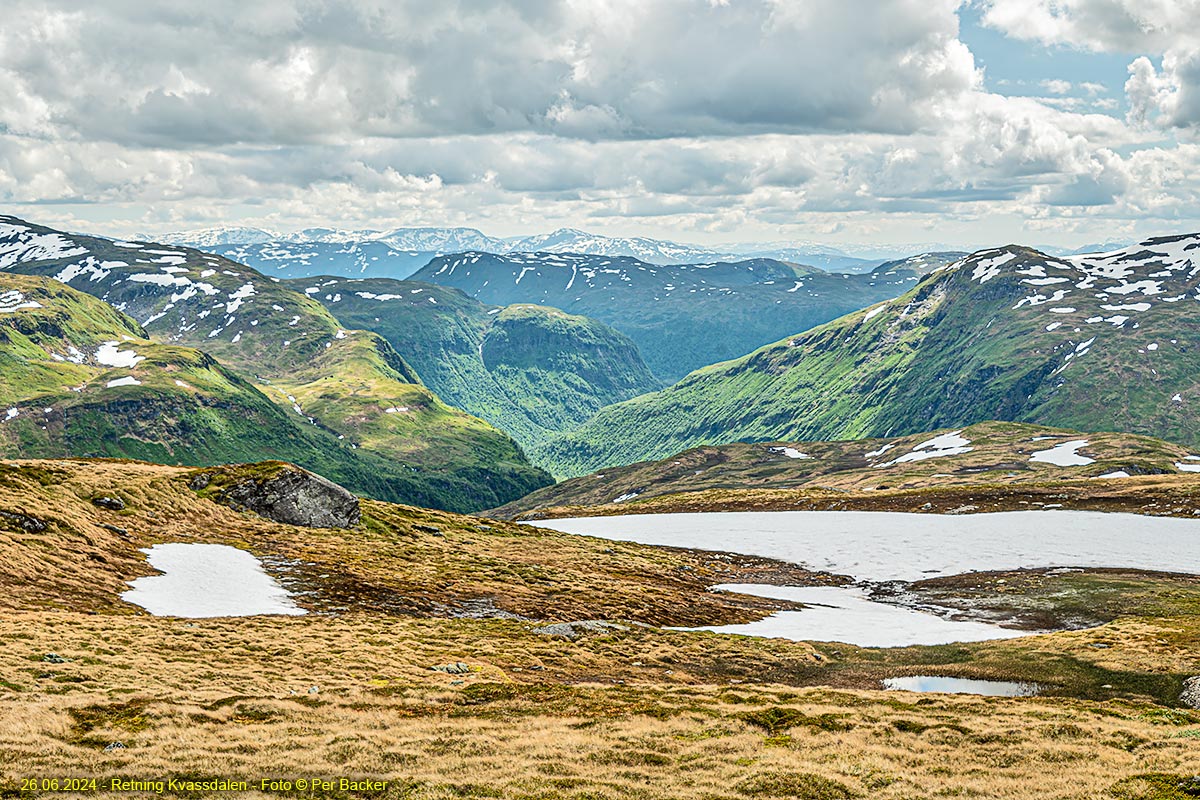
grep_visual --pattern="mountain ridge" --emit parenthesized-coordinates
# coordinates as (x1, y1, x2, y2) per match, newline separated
(0, 216, 551, 511)
(532, 235, 1200, 476)
(409, 250, 919, 381)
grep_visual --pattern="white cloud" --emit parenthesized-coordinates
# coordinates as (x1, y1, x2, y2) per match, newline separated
(1042, 79, 1073, 95)
(978, 0, 1200, 53)
(981, 1, 1200, 127)
(0, 0, 1195, 247)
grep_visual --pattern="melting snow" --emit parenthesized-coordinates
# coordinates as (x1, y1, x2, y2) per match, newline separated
(105, 376, 142, 388)
(95, 341, 144, 368)
(121, 544, 306, 618)
(971, 252, 1018, 283)
(862, 305, 888, 322)
(876, 431, 973, 467)
(226, 283, 256, 314)
(771, 447, 811, 460)
(691, 584, 1027, 647)
(1030, 440, 1095, 467)
(0, 290, 42, 313)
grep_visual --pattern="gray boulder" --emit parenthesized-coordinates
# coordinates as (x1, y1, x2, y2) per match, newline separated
(190, 464, 360, 529)
(92, 496, 125, 511)
(1181, 676, 1200, 709)
(431, 662, 471, 674)
(533, 620, 630, 640)
(0, 510, 47, 533)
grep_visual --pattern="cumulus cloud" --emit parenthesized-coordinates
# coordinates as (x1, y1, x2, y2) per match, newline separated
(0, 0, 1195, 246)
(981, 0, 1200, 127)
(977, 0, 1200, 53)
(0, 0, 980, 145)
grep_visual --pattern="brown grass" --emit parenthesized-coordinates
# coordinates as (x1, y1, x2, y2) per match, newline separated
(2, 611, 1200, 799)
(1, 457, 1199, 798)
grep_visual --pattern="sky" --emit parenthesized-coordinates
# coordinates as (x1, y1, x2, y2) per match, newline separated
(1, 0, 1199, 250)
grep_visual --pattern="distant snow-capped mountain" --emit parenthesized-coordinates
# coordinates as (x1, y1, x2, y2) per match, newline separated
(153, 226, 277, 247)
(503, 228, 730, 264)
(376, 227, 507, 253)
(148, 223, 981, 278)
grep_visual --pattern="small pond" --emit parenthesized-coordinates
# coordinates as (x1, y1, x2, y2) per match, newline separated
(883, 676, 1040, 696)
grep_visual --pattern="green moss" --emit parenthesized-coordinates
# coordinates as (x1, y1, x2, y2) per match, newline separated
(735, 772, 857, 798)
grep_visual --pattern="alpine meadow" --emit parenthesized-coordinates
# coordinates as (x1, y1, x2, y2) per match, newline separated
(2, 2, 1200, 799)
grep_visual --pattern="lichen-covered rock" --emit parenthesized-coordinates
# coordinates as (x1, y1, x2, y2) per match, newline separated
(533, 620, 630, 640)
(190, 462, 360, 529)
(1181, 676, 1200, 709)
(430, 662, 471, 674)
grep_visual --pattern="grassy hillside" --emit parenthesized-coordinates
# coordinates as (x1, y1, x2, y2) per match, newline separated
(494, 420, 1200, 517)
(536, 236, 1200, 477)
(2, 457, 1199, 797)
(296, 277, 659, 461)
(410, 252, 919, 381)
(0, 217, 551, 511)
(0, 273, 315, 464)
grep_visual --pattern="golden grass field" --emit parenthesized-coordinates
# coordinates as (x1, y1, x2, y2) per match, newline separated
(1, 458, 1198, 798)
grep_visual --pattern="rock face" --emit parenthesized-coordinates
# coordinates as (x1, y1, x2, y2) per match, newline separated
(1182, 676, 1200, 709)
(191, 464, 361, 529)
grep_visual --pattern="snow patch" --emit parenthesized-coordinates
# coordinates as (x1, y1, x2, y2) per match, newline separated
(121, 543, 306, 618)
(876, 431, 973, 467)
(0, 290, 42, 313)
(95, 341, 144, 368)
(1030, 440, 1094, 467)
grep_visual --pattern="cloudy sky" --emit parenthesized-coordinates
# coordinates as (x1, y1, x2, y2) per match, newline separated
(2, 0, 1198, 248)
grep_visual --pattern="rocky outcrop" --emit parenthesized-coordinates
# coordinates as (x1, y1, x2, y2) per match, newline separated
(190, 463, 361, 529)
(0, 510, 48, 533)
(92, 496, 125, 511)
(1182, 676, 1200, 709)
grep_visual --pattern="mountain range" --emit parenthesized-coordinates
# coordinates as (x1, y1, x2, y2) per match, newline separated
(532, 235, 1200, 477)
(0, 216, 553, 511)
(152, 225, 983, 276)
(291, 276, 661, 461)
(408, 252, 920, 382)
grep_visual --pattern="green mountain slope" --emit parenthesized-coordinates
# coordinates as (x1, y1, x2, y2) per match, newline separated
(293, 277, 660, 460)
(409, 252, 919, 382)
(0, 272, 343, 466)
(0, 217, 550, 510)
(535, 235, 1200, 477)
